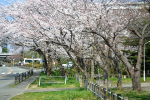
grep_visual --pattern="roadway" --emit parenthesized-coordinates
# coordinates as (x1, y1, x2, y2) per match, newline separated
(0, 66, 29, 100)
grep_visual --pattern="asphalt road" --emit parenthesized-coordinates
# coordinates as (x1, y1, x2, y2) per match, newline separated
(0, 66, 29, 100)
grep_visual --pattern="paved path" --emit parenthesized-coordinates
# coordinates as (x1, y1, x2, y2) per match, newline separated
(110, 82, 150, 91)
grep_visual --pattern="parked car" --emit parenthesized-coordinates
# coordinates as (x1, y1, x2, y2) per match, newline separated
(67, 62, 73, 67)
(62, 62, 73, 68)
(2, 64, 5, 67)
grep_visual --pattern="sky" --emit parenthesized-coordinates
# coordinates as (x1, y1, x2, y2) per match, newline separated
(0, 0, 13, 5)
(0, 0, 24, 53)
(0, 0, 24, 6)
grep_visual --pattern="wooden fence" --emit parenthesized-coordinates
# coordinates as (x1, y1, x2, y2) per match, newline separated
(84, 80, 128, 100)
(15, 69, 33, 85)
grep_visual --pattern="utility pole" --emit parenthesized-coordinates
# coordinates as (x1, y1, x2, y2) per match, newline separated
(143, 41, 150, 81)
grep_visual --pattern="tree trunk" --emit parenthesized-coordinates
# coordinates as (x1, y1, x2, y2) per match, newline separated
(41, 55, 47, 68)
(103, 64, 108, 90)
(57, 58, 65, 76)
(84, 64, 88, 80)
(76, 67, 80, 81)
(130, 36, 143, 91)
(47, 55, 52, 76)
(36, 49, 48, 73)
(115, 57, 122, 90)
(65, 50, 90, 84)
(130, 68, 141, 91)
(91, 60, 94, 83)
(84, 64, 90, 88)
(125, 67, 130, 78)
(111, 67, 115, 78)
(117, 69, 122, 90)
(110, 45, 142, 91)
(66, 65, 74, 76)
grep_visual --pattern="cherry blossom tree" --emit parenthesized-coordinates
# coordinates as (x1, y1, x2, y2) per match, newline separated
(79, 1, 149, 91)
(1, 0, 149, 91)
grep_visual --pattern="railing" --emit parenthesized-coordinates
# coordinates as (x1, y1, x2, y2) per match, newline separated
(84, 80, 128, 100)
(39, 75, 67, 86)
(15, 69, 33, 85)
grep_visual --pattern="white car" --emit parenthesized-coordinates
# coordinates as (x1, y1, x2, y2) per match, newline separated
(2, 64, 5, 67)
(67, 62, 73, 67)
(62, 64, 67, 68)
(62, 62, 73, 68)
(2, 63, 6, 67)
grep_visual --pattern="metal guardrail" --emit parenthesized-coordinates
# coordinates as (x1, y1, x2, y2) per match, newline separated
(15, 69, 33, 85)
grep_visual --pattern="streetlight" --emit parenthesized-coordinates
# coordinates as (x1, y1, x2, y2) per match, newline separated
(143, 41, 150, 81)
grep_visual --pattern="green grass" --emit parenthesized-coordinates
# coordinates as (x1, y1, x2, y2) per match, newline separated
(10, 84, 16, 88)
(38, 77, 80, 88)
(29, 71, 80, 89)
(109, 77, 150, 84)
(110, 88, 150, 100)
(10, 88, 98, 100)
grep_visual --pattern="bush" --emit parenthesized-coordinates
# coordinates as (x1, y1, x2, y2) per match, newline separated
(24, 63, 43, 68)
(122, 70, 127, 75)
(65, 69, 76, 76)
(51, 70, 61, 76)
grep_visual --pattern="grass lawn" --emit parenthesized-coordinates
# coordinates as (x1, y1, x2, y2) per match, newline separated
(29, 77, 80, 88)
(110, 88, 150, 100)
(108, 77, 150, 100)
(29, 71, 80, 89)
(109, 77, 150, 84)
(10, 88, 97, 100)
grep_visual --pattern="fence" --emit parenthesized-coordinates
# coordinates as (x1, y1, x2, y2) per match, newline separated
(15, 69, 33, 85)
(84, 81, 128, 100)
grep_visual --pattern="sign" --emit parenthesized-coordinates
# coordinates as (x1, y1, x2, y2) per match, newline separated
(88, 61, 91, 65)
